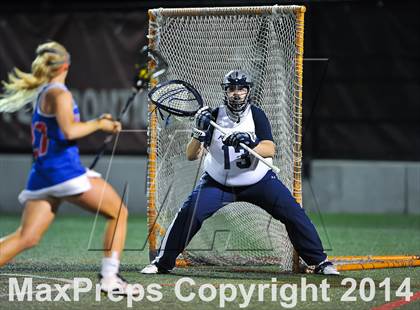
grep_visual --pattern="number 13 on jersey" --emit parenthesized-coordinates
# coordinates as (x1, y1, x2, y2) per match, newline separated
(222, 145, 252, 169)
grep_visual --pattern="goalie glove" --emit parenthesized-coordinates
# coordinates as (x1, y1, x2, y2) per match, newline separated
(194, 106, 213, 131)
(191, 127, 207, 142)
(192, 106, 213, 143)
(222, 131, 258, 149)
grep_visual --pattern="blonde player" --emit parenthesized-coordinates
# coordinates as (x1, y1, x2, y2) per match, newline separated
(0, 41, 137, 295)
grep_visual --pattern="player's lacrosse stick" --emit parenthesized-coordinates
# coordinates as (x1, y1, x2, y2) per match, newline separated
(148, 80, 281, 174)
(89, 47, 168, 169)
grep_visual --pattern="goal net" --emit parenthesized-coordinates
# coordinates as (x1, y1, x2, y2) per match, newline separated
(147, 5, 305, 272)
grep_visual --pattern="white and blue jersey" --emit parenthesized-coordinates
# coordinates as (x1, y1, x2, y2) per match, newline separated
(18, 83, 99, 204)
(204, 105, 273, 186)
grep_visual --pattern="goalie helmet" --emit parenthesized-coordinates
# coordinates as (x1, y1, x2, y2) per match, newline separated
(221, 70, 253, 122)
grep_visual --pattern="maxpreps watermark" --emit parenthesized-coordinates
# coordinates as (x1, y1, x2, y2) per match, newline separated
(8, 277, 162, 307)
(8, 276, 413, 308)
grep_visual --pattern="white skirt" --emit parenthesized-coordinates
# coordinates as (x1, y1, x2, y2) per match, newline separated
(18, 169, 101, 205)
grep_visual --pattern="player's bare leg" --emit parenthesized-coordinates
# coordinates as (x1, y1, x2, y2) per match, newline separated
(0, 198, 59, 267)
(64, 177, 135, 295)
(64, 177, 128, 258)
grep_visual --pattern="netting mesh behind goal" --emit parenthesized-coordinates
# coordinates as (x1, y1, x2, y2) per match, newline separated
(147, 6, 305, 271)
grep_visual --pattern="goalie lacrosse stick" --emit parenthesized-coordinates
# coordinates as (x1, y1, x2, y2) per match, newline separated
(89, 47, 168, 169)
(148, 80, 281, 174)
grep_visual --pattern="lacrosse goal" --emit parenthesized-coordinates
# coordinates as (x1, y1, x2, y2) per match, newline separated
(146, 5, 305, 272)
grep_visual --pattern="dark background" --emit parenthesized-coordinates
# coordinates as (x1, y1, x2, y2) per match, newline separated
(0, 0, 419, 162)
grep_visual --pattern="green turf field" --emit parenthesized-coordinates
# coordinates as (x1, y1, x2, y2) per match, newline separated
(1, 213, 419, 309)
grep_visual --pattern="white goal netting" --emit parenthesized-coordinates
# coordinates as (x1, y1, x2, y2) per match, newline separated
(147, 5, 305, 272)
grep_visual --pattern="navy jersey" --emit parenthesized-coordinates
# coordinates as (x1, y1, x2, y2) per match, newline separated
(203, 104, 274, 186)
(26, 83, 86, 191)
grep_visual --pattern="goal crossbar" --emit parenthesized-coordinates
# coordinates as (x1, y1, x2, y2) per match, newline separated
(149, 5, 305, 17)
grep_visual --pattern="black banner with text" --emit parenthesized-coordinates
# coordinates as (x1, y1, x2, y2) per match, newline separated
(0, 12, 149, 154)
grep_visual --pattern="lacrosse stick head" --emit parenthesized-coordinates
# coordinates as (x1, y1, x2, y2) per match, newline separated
(148, 80, 203, 118)
(134, 46, 168, 90)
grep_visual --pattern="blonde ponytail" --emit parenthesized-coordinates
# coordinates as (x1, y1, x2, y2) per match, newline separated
(0, 41, 70, 113)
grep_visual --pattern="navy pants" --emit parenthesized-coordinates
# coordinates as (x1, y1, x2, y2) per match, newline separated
(153, 170, 326, 270)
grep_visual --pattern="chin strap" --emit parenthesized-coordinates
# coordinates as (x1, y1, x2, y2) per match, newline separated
(226, 109, 240, 123)
(225, 101, 252, 123)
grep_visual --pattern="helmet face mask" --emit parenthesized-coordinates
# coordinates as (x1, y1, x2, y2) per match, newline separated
(226, 85, 249, 111)
(221, 70, 253, 122)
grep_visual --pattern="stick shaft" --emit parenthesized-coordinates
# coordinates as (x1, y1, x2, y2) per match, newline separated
(209, 120, 280, 174)
(89, 90, 139, 170)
